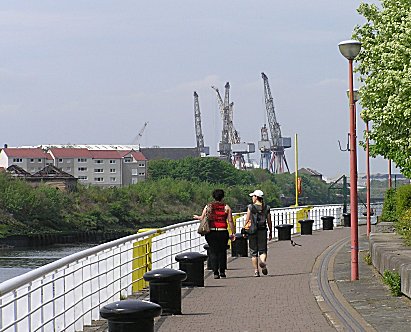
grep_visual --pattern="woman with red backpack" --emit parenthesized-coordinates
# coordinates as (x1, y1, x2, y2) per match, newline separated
(194, 189, 236, 279)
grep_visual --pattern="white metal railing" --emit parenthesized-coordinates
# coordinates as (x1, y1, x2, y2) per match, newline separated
(0, 204, 343, 332)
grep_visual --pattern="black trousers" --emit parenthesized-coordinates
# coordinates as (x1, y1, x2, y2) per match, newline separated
(205, 230, 229, 274)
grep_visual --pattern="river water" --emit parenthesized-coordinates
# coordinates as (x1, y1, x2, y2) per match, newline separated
(0, 244, 97, 284)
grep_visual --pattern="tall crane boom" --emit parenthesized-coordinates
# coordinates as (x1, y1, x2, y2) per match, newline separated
(262, 72, 281, 147)
(261, 72, 291, 173)
(211, 83, 240, 144)
(193, 91, 204, 151)
(132, 122, 148, 145)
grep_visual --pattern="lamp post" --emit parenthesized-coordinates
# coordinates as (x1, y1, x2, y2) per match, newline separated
(339, 39, 361, 281)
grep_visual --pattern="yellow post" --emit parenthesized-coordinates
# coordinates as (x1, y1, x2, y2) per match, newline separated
(132, 229, 163, 292)
(295, 133, 299, 207)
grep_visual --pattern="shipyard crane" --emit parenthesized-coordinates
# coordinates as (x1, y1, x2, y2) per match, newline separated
(211, 85, 239, 144)
(132, 121, 148, 145)
(261, 72, 291, 173)
(212, 82, 254, 169)
(219, 82, 232, 161)
(193, 92, 209, 155)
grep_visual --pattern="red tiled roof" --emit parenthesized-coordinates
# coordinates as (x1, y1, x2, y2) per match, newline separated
(49, 148, 93, 158)
(120, 150, 147, 161)
(89, 150, 123, 159)
(130, 151, 147, 161)
(2, 148, 52, 159)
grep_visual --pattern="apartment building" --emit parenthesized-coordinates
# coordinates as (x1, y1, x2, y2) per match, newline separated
(0, 147, 147, 187)
(0, 148, 53, 172)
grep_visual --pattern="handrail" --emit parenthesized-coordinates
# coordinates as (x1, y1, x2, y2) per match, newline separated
(0, 229, 158, 296)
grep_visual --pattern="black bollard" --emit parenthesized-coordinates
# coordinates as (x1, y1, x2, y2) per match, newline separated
(275, 224, 293, 241)
(231, 233, 248, 257)
(343, 213, 351, 227)
(100, 299, 161, 332)
(203, 244, 212, 270)
(298, 219, 314, 235)
(175, 252, 208, 287)
(143, 268, 186, 315)
(321, 216, 335, 230)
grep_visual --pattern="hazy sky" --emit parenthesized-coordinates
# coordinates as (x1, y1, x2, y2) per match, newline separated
(0, 1, 395, 178)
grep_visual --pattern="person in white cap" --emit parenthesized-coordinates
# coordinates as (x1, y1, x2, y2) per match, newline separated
(245, 189, 272, 277)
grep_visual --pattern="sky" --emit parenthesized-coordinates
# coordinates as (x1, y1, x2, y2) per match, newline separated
(0, 0, 397, 178)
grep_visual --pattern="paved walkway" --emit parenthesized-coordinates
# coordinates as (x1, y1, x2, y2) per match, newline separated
(156, 227, 341, 332)
(86, 225, 411, 331)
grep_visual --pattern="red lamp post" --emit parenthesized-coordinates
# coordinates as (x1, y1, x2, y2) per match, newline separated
(339, 39, 362, 281)
(365, 119, 371, 237)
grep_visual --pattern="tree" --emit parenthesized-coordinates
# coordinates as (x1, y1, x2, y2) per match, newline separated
(353, 1, 411, 176)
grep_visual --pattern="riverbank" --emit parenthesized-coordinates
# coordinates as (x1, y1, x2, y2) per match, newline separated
(0, 231, 131, 249)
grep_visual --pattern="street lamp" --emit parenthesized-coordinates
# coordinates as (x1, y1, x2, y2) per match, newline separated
(339, 39, 361, 281)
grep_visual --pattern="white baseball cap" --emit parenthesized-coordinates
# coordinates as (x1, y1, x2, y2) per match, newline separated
(249, 189, 264, 198)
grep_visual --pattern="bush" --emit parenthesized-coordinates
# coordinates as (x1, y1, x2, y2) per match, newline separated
(381, 188, 397, 222)
(395, 208, 411, 246)
(383, 270, 402, 296)
(395, 184, 411, 218)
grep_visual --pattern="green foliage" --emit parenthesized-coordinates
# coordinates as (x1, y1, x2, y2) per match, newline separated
(395, 208, 411, 246)
(381, 188, 397, 222)
(353, 1, 411, 177)
(383, 270, 402, 296)
(394, 184, 411, 218)
(364, 252, 372, 265)
(0, 159, 344, 237)
(148, 157, 255, 185)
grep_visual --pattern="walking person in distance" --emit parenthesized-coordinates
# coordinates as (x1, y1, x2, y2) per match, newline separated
(245, 189, 272, 277)
(194, 189, 235, 279)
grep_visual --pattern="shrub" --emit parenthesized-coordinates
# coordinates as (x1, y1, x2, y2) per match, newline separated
(395, 184, 411, 218)
(395, 208, 411, 246)
(381, 188, 397, 222)
(383, 270, 402, 296)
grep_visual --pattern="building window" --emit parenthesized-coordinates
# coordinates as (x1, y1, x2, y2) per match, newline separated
(110, 160, 116, 164)
(78, 167, 87, 172)
(66, 159, 72, 163)
(13, 158, 22, 163)
(78, 176, 88, 180)
(58, 159, 63, 163)
(94, 177, 104, 182)
(132, 169, 138, 176)
(110, 168, 116, 173)
(94, 169, 104, 173)
(78, 158, 87, 163)
(38, 159, 42, 162)
(132, 178, 138, 184)
(139, 172, 146, 176)
(30, 159, 34, 163)
(138, 163, 145, 167)
(110, 177, 117, 182)
(124, 157, 133, 163)
(30, 168, 36, 172)
(66, 167, 71, 172)
(94, 159, 103, 164)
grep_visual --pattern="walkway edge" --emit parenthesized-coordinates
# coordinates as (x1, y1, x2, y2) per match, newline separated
(310, 236, 377, 332)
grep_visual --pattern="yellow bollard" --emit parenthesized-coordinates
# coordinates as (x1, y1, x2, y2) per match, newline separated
(132, 228, 163, 292)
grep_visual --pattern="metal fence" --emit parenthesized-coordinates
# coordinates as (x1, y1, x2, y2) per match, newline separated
(0, 204, 343, 332)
